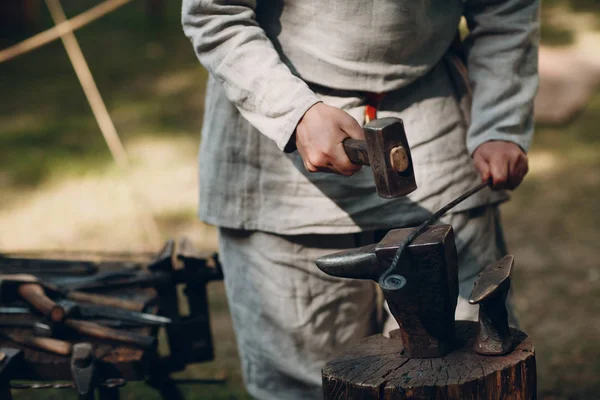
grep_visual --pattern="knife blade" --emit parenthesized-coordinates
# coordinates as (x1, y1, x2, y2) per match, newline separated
(57, 299, 170, 325)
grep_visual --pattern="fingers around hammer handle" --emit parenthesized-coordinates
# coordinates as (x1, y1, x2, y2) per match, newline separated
(343, 139, 370, 166)
(17, 283, 65, 323)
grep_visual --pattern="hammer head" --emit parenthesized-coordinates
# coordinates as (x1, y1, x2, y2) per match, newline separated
(364, 117, 417, 199)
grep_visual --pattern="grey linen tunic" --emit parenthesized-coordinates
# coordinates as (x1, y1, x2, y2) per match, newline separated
(182, 0, 540, 235)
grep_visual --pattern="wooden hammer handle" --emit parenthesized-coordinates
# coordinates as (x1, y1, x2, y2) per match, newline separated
(17, 283, 65, 322)
(65, 319, 155, 349)
(343, 139, 370, 166)
(4, 333, 72, 356)
(66, 291, 144, 312)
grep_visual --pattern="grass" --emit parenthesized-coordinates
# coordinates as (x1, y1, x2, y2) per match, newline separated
(540, 0, 600, 46)
(503, 93, 600, 399)
(0, 0, 207, 190)
(1, 1, 600, 399)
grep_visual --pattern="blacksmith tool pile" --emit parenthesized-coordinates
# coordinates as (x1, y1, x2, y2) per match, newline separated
(0, 238, 223, 399)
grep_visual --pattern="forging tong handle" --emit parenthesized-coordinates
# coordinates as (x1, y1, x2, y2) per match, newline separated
(343, 139, 370, 166)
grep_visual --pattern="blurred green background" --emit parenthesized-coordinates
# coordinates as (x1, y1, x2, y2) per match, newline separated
(0, 0, 599, 399)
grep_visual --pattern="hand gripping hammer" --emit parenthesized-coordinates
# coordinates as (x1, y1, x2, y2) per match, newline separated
(342, 117, 417, 199)
(342, 117, 491, 290)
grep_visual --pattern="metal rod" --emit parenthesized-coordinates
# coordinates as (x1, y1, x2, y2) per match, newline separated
(379, 181, 490, 290)
(44, 0, 162, 249)
(0, 249, 157, 262)
(0, 257, 98, 275)
(10, 378, 126, 390)
(0, 307, 30, 314)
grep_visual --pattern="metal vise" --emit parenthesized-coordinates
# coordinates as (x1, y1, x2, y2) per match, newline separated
(148, 239, 223, 372)
(317, 224, 458, 358)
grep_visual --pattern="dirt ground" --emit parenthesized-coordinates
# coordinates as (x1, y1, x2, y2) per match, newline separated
(0, 1, 599, 399)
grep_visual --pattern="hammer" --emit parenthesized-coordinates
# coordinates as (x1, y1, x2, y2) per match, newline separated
(343, 117, 417, 199)
(70, 343, 96, 400)
(0, 331, 72, 356)
(0, 275, 65, 323)
(0, 274, 144, 312)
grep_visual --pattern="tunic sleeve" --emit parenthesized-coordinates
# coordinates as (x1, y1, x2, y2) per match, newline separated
(181, 0, 321, 151)
(463, 0, 540, 155)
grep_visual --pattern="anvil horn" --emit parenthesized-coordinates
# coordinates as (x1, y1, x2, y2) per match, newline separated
(469, 255, 515, 355)
(316, 244, 381, 281)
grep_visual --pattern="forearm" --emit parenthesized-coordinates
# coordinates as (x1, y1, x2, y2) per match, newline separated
(182, 0, 321, 150)
(464, 0, 540, 155)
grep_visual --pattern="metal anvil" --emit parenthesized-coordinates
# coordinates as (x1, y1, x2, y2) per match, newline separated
(317, 225, 458, 358)
(317, 224, 517, 359)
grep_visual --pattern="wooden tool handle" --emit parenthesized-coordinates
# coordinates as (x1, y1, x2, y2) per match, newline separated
(6, 333, 72, 356)
(342, 139, 370, 166)
(65, 319, 155, 349)
(67, 291, 143, 312)
(17, 283, 65, 322)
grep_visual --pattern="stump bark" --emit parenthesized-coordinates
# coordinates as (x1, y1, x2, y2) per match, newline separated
(322, 321, 536, 400)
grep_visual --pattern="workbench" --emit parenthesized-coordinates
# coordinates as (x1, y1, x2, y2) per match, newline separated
(0, 241, 220, 399)
(0, 289, 159, 399)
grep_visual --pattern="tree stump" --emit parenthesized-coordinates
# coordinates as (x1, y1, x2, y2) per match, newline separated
(322, 321, 536, 400)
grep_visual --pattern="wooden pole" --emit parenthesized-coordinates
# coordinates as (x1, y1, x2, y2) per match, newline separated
(43, 0, 162, 249)
(0, 0, 133, 64)
(45, 0, 129, 169)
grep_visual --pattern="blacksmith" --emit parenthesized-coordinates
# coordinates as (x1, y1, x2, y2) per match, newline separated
(182, 1, 539, 399)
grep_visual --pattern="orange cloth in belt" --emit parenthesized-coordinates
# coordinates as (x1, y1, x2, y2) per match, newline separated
(364, 93, 385, 123)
